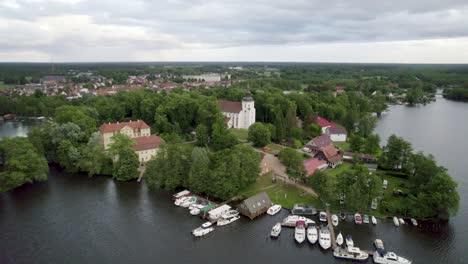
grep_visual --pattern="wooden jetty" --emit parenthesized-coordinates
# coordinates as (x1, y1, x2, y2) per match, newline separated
(326, 208, 337, 249)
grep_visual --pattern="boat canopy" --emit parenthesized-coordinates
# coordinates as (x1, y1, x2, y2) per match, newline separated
(347, 247, 361, 253)
(200, 204, 215, 212)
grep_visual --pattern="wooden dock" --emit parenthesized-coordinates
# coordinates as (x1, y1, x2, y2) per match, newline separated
(327, 208, 337, 250)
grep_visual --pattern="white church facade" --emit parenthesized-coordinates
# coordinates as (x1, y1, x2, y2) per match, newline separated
(217, 92, 256, 129)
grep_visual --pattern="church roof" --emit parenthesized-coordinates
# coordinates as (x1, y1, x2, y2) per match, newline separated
(217, 100, 242, 113)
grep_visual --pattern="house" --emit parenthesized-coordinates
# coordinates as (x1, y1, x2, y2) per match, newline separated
(303, 158, 328, 175)
(315, 116, 336, 134)
(333, 86, 345, 96)
(343, 152, 377, 163)
(217, 91, 255, 129)
(99, 120, 163, 164)
(325, 126, 347, 142)
(237, 192, 272, 220)
(314, 145, 343, 168)
(305, 134, 333, 153)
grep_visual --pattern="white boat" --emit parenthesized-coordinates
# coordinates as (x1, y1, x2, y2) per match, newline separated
(294, 221, 306, 243)
(267, 204, 282, 215)
(192, 227, 214, 237)
(174, 196, 190, 206)
(372, 216, 377, 225)
(201, 222, 212, 228)
(181, 197, 197, 208)
(307, 225, 318, 244)
(271, 223, 281, 238)
(336, 232, 343, 246)
(393, 216, 400, 227)
(410, 218, 418, 226)
(318, 226, 331, 250)
(217, 215, 240, 226)
(319, 211, 327, 222)
(190, 208, 201, 215)
(173, 190, 190, 200)
(373, 251, 412, 264)
(374, 239, 384, 250)
(282, 215, 315, 227)
(333, 246, 369, 262)
(332, 214, 339, 226)
(399, 218, 405, 225)
(221, 210, 239, 219)
(354, 213, 362, 224)
(363, 215, 370, 224)
(345, 235, 354, 247)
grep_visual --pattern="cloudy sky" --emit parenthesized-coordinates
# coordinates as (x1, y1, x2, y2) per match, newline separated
(1, 0, 468, 63)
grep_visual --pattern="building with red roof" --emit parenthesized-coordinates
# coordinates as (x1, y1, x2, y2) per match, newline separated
(315, 116, 336, 133)
(303, 158, 328, 176)
(305, 134, 333, 153)
(314, 145, 343, 168)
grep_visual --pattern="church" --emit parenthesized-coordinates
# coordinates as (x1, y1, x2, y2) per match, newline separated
(217, 91, 256, 129)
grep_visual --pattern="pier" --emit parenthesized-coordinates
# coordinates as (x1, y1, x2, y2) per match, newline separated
(326, 208, 337, 250)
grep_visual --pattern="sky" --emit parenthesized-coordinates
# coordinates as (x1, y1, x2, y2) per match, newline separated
(1, 0, 468, 63)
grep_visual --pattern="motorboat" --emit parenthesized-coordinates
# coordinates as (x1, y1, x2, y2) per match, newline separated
(336, 232, 343, 246)
(410, 218, 418, 226)
(294, 221, 306, 243)
(267, 204, 282, 216)
(373, 251, 412, 264)
(181, 197, 198, 208)
(340, 212, 346, 220)
(173, 190, 190, 200)
(282, 215, 315, 227)
(318, 226, 331, 250)
(363, 215, 370, 224)
(372, 216, 377, 225)
(399, 218, 405, 225)
(201, 222, 213, 228)
(190, 208, 201, 215)
(217, 215, 240, 226)
(174, 196, 191, 206)
(374, 239, 385, 255)
(354, 213, 362, 224)
(307, 225, 318, 244)
(192, 227, 214, 237)
(393, 216, 400, 227)
(319, 211, 327, 222)
(221, 210, 239, 219)
(332, 214, 339, 226)
(271, 223, 281, 238)
(345, 235, 354, 247)
(333, 246, 369, 262)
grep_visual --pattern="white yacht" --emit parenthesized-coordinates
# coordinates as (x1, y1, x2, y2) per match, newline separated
(221, 210, 239, 219)
(201, 222, 212, 228)
(393, 216, 400, 227)
(174, 196, 190, 206)
(374, 239, 385, 255)
(307, 225, 318, 244)
(217, 215, 240, 226)
(373, 251, 412, 264)
(190, 208, 201, 215)
(336, 232, 343, 246)
(410, 218, 418, 226)
(181, 197, 197, 208)
(332, 214, 339, 226)
(294, 221, 306, 243)
(267, 204, 282, 215)
(354, 213, 362, 224)
(318, 226, 331, 250)
(399, 218, 405, 225)
(192, 227, 214, 237)
(271, 223, 281, 238)
(333, 246, 369, 262)
(345, 235, 354, 247)
(282, 215, 315, 227)
(319, 211, 327, 222)
(372, 215, 377, 225)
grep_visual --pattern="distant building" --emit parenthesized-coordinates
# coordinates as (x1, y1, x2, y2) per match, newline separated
(325, 126, 347, 142)
(182, 73, 228, 82)
(41, 75, 66, 83)
(217, 91, 256, 129)
(333, 86, 346, 96)
(237, 192, 272, 220)
(99, 120, 163, 164)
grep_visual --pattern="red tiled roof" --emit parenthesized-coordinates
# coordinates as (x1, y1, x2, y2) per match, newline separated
(217, 100, 242, 113)
(303, 158, 327, 175)
(132, 135, 163, 151)
(316, 116, 336, 128)
(307, 134, 332, 149)
(99, 120, 150, 134)
(335, 86, 345, 93)
(321, 145, 342, 163)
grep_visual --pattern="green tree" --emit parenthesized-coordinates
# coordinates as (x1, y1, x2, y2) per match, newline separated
(278, 147, 305, 179)
(54, 105, 97, 137)
(379, 134, 413, 171)
(211, 117, 238, 150)
(79, 132, 113, 176)
(112, 148, 139, 181)
(57, 140, 82, 173)
(195, 124, 209, 147)
(248, 122, 271, 147)
(188, 147, 211, 193)
(308, 170, 336, 202)
(108, 133, 136, 157)
(357, 114, 378, 138)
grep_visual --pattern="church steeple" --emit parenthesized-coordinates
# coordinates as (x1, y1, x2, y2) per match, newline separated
(242, 90, 254, 102)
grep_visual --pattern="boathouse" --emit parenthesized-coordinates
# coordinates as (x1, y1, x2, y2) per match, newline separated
(237, 192, 272, 220)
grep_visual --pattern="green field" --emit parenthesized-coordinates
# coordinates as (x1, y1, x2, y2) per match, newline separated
(0, 84, 14, 90)
(324, 162, 352, 177)
(334, 141, 350, 151)
(239, 172, 321, 209)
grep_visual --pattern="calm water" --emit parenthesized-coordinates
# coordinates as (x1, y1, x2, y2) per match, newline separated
(0, 98, 466, 264)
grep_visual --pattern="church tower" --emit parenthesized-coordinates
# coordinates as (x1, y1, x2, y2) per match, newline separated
(241, 90, 255, 129)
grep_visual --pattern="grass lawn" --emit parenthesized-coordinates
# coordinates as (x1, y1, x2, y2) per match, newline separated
(264, 143, 285, 155)
(239, 172, 321, 209)
(334, 141, 350, 151)
(0, 84, 14, 90)
(324, 162, 352, 177)
(230, 128, 249, 141)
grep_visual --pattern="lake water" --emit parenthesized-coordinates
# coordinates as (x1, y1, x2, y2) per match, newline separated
(0, 98, 466, 264)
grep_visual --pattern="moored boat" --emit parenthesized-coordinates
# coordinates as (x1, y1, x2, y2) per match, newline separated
(363, 214, 370, 224)
(294, 220, 306, 243)
(173, 190, 190, 200)
(217, 215, 240, 226)
(410, 218, 418, 226)
(354, 213, 362, 224)
(332, 214, 339, 226)
(393, 216, 400, 227)
(345, 235, 354, 247)
(181, 197, 197, 208)
(221, 210, 239, 219)
(373, 251, 412, 264)
(192, 227, 214, 237)
(307, 225, 318, 244)
(319, 226, 331, 250)
(333, 246, 369, 262)
(201, 222, 212, 228)
(319, 211, 327, 222)
(374, 239, 385, 255)
(282, 215, 315, 227)
(372, 216, 377, 225)
(190, 208, 201, 215)
(267, 204, 282, 215)
(271, 223, 281, 238)
(174, 196, 191, 206)
(399, 218, 405, 225)
(336, 232, 343, 246)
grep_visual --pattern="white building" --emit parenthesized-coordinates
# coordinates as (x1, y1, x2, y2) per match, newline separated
(325, 126, 348, 142)
(217, 92, 256, 129)
(182, 73, 229, 82)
